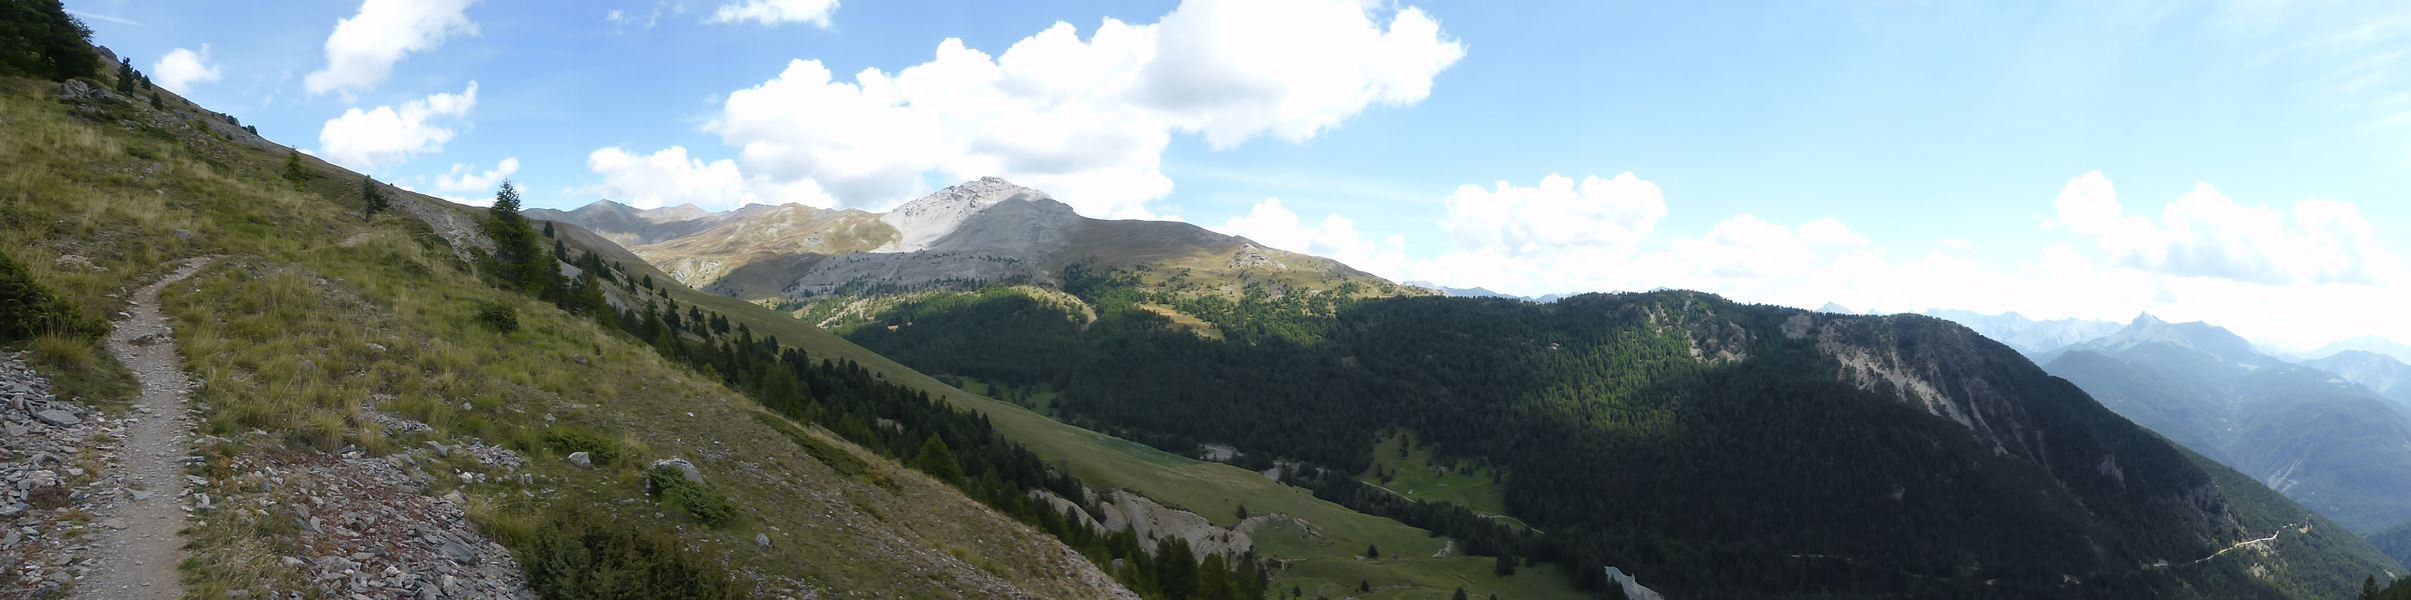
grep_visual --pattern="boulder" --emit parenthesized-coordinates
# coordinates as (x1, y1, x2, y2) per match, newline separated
(33, 409, 78, 427)
(565, 452, 591, 468)
(651, 457, 703, 483)
(58, 79, 116, 103)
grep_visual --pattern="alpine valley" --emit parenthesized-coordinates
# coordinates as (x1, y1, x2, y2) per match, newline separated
(5, 2, 2409, 600)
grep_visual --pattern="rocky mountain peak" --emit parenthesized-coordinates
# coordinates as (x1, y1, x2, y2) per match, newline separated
(879, 178, 1062, 252)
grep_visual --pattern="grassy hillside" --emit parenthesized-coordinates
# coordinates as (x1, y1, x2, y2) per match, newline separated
(598, 257, 1585, 599)
(0, 72, 1123, 598)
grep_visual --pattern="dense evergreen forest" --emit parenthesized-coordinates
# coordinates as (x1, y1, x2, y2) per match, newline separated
(841, 264, 2377, 598)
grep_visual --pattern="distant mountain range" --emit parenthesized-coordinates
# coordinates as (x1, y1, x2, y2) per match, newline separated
(1401, 281, 1571, 302)
(2043, 315, 2411, 533)
(2303, 350, 2411, 420)
(1920, 309, 2124, 356)
(531, 178, 1411, 306)
(2311, 337, 2411, 366)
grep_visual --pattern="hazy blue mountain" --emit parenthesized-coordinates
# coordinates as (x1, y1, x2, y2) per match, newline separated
(2304, 350, 2411, 420)
(1920, 309, 2123, 356)
(2312, 337, 2411, 367)
(1404, 281, 1518, 299)
(2045, 315, 2411, 533)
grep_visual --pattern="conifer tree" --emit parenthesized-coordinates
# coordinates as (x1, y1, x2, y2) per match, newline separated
(0, 0, 102, 81)
(912, 434, 964, 484)
(114, 57, 132, 94)
(281, 150, 308, 185)
(147, 90, 161, 109)
(359, 175, 390, 220)
(483, 181, 552, 292)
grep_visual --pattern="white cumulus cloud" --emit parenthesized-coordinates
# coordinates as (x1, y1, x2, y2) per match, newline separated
(1439, 173, 1667, 258)
(2047, 170, 2399, 285)
(696, 0, 1464, 217)
(152, 45, 222, 94)
(1213, 198, 1409, 277)
(582, 146, 836, 210)
(316, 82, 479, 170)
(434, 157, 519, 194)
(1256, 169, 2406, 353)
(305, 0, 480, 97)
(708, 0, 838, 27)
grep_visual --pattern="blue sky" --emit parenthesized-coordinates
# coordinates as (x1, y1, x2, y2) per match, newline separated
(67, 0, 2411, 351)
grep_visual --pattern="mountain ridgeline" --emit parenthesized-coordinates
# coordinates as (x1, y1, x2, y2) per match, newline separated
(868, 278, 2405, 596)
(531, 178, 1419, 314)
(540, 179, 2407, 598)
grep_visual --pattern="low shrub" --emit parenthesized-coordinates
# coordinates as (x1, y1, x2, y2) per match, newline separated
(473, 300, 518, 333)
(521, 507, 742, 600)
(540, 426, 623, 466)
(0, 251, 103, 343)
(646, 466, 736, 527)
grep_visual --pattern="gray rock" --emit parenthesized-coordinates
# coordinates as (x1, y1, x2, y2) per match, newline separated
(33, 409, 79, 427)
(755, 532, 771, 548)
(651, 457, 703, 483)
(565, 452, 591, 468)
(437, 540, 477, 565)
(58, 79, 117, 103)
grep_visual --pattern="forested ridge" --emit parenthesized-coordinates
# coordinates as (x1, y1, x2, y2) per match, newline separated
(839, 265, 2394, 598)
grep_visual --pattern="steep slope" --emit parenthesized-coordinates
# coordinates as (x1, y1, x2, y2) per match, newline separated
(1924, 308, 2125, 356)
(0, 68, 1128, 597)
(2305, 350, 2411, 418)
(2044, 317, 2411, 533)
(827, 265, 2401, 597)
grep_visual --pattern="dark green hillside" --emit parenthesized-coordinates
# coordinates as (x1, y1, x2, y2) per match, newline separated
(840, 273, 2398, 598)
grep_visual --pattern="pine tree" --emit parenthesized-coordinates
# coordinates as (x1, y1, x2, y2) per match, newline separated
(114, 57, 133, 94)
(2365, 576, 2383, 600)
(542, 221, 556, 238)
(281, 150, 308, 185)
(484, 181, 552, 292)
(1155, 537, 1198, 600)
(1493, 552, 1516, 576)
(1451, 587, 1468, 600)
(1364, 543, 1378, 559)
(1196, 553, 1233, 600)
(359, 175, 390, 220)
(1357, 580, 1370, 593)
(147, 90, 161, 109)
(1, 0, 103, 81)
(912, 435, 964, 484)
(1235, 504, 1249, 520)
